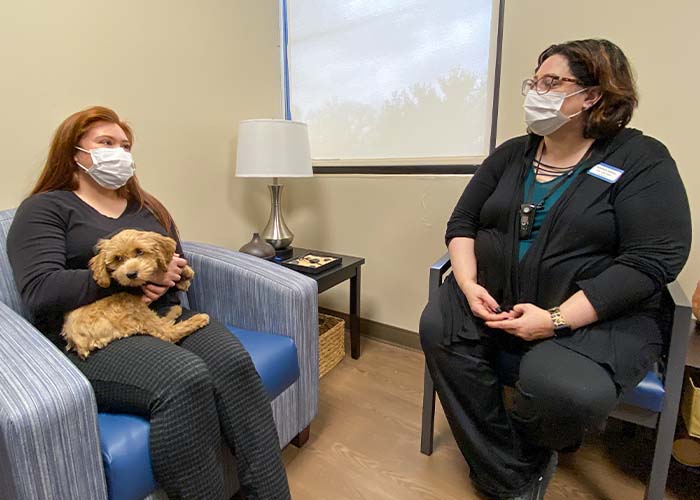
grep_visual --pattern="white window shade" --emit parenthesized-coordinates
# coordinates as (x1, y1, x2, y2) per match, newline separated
(285, 0, 500, 167)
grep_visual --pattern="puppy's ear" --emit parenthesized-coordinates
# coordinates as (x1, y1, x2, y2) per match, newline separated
(89, 240, 111, 288)
(151, 233, 177, 271)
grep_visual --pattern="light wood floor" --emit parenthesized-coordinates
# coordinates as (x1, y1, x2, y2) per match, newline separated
(282, 337, 700, 500)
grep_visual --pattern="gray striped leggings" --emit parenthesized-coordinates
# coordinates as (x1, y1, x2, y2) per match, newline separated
(67, 309, 291, 500)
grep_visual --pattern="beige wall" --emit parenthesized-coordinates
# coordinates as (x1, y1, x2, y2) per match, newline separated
(2, 1, 698, 335)
(0, 0, 282, 249)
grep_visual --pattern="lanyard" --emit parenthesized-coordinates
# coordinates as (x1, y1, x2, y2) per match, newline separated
(523, 166, 577, 209)
(519, 143, 593, 240)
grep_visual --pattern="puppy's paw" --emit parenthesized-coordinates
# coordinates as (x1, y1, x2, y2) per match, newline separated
(62, 330, 92, 359)
(181, 265, 194, 280)
(76, 347, 92, 359)
(176, 266, 195, 291)
(175, 278, 193, 291)
(189, 313, 210, 330)
(163, 305, 183, 322)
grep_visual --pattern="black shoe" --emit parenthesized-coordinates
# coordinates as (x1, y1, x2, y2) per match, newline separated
(507, 452, 558, 500)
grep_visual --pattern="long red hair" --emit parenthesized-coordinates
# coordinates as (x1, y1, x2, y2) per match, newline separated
(31, 106, 176, 235)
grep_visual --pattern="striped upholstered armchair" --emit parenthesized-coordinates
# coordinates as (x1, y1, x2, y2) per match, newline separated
(0, 207, 319, 500)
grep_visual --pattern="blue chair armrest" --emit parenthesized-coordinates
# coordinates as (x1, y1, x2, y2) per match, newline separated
(182, 242, 319, 445)
(0, 302, 107, 500)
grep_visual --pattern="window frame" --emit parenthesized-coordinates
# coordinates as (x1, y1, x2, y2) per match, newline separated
(280, 0, 505, 175)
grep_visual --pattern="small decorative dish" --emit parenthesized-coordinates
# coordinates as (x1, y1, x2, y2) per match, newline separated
(282, 253, 342, 274)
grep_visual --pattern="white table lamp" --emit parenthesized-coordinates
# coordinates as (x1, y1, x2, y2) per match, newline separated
(235, 119, 313, 253)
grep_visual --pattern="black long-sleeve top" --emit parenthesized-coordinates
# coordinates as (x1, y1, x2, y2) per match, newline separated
(442, 128, 691, 391)
(7, 190, 181, 347)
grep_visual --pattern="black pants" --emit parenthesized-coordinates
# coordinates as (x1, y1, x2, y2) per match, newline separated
(67, 309, 291, 500)
(419, 295, 619, 499)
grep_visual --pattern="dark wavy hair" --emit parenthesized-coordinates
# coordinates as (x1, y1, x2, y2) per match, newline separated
(537, 39, 638, 139)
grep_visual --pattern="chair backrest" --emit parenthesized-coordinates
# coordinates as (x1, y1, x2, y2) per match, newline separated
(0, 208, 29, 317)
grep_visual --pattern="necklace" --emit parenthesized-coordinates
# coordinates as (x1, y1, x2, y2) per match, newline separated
(534, 164, 576, 179)
(533, 158, 577, 177)
(531, 143, 589, 179)
(519, 142, 593, 240)
(533, 158, 578, 170)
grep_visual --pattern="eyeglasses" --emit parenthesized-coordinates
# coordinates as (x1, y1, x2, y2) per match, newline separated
(521, 75, 583, 96)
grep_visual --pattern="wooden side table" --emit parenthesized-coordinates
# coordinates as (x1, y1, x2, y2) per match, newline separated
(273, 247, 365, 359)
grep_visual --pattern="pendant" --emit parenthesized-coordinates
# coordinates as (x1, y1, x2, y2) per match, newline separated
(519, 203, 537, 240)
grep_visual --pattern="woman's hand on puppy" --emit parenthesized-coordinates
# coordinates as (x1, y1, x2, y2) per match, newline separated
(484, 303, 554, 341)
(142, 253, 188, 303)
(461, 281, 511, 322)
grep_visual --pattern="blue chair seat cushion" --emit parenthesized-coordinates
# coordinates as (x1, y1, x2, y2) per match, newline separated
(494, 350, 665, 413)
(225, 325, 300, 400)
(98, 413, 156, 500)
(97, 327, 299, 500)
(620, 370, 665, 413)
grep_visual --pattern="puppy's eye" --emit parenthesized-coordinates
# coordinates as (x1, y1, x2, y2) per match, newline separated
(114, 256, 123, 263)
(134, 248, 143, 256)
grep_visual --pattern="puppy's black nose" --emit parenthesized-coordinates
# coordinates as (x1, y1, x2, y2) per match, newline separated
(126, 272, 138, 279)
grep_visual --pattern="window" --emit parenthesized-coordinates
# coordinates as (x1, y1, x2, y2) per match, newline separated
(282, 0, 503, 174)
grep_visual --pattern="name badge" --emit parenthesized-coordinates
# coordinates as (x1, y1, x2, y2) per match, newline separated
(587, 163, 624, 183)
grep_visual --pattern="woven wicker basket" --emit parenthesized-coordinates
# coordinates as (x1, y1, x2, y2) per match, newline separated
(318, 313, 345, 377)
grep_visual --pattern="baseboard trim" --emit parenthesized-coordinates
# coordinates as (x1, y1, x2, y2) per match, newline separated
(319, 308, 421, 351)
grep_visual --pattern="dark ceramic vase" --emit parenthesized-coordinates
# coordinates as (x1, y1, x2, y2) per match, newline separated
(239, 232, 276, 260)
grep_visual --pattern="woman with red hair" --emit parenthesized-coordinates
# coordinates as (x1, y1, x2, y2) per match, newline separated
(7, 106, 290, 500)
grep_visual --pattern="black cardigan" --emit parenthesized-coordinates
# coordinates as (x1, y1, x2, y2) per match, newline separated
(442, 129, 691, 391)
(7, 190, 182, 347)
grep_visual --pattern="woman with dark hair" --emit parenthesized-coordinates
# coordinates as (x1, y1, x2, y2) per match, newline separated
(420, 39, 691, 500)
(7, 107, 291, 500)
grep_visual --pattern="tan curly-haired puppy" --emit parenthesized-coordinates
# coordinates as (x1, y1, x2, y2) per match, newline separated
(62, 229, 209, 359)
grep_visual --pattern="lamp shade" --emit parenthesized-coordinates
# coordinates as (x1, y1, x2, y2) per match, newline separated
(235, 119, 313, 178)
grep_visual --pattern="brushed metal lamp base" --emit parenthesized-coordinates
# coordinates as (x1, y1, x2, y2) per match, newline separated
(261, 181, 294, 253)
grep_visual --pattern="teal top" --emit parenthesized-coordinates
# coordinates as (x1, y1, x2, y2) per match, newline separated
(518, 168, 581, 261)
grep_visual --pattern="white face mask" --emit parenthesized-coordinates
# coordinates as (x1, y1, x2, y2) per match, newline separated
(523, 88, 587, 136)
(75, 146, 135, 190)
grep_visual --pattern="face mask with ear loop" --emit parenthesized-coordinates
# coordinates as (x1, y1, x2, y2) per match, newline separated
(75, 146, 135, 190)
(523, 87, 593, 136)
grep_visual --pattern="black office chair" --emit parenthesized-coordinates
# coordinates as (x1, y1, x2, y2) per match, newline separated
(420, 253, 692, 500)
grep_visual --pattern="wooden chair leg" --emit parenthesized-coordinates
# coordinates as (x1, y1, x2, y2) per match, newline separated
(291, 424, 310, 448)
(420, 364, 436, 455)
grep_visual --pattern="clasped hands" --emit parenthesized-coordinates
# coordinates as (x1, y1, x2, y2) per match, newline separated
(462, 281, 554, 341)
(141, 253, 188, 304)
